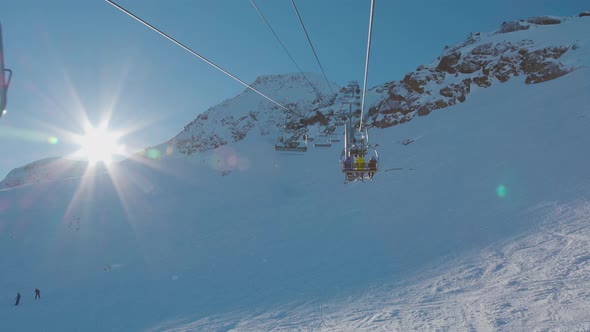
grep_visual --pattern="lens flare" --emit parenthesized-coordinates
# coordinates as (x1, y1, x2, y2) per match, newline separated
(147, 148, 161, 160)
(208, 146, 250, 172)
(496, 184, 507, 198)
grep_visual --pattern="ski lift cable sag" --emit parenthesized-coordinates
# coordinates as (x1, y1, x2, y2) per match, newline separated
(104, 0, 293, 113)
(290, 0, 334, 95)
(249, 0, 322, 99)
(359, 0, 375, 132)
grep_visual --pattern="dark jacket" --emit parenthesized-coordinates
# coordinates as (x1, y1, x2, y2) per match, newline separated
(368, 158, 377, 171)
(344, 156, 353, 170)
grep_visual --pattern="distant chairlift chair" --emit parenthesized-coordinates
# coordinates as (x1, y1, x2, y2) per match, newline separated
(274, 133, 308, 153)
(313, 136, 332, 148)
(314, 125, 341, 148)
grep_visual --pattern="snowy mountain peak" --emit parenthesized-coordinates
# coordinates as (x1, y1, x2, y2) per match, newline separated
(2, 13, 589, 189)
(152, 72, 337, 156)
(2, 10, 590, 332)
(368, 13, 587, 128)
(149, 13, 588, 159)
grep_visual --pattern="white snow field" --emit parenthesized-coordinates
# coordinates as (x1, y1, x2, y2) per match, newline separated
(1, 13, 589, 332)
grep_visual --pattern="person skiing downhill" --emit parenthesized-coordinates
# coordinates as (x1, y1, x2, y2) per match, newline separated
(34, 288, 40, 300)
(15, 292, 21, 306)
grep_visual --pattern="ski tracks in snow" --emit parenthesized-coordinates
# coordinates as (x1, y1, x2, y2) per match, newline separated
(365, 200, 590, 331)
(157, 201, 590, 331)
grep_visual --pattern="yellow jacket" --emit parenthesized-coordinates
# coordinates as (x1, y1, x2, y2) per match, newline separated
(356, 156, 365, 170)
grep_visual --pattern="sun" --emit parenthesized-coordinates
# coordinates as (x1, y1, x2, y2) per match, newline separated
(75, 124, 125, 165)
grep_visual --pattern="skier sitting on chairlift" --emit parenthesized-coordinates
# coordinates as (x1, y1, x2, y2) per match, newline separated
(344, 155, 354, 180)
(368, 156, 377, 179)
(344, 155, 353, 170)
(355, 155, 365, 179)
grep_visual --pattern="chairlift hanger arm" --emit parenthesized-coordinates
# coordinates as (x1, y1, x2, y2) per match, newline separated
(359, 0, 375, 132)
(0, 22, 12, 114)
(4, 69, 12, 88)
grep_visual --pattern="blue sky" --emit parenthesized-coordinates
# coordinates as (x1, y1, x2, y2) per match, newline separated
(0, 0, 586, 177)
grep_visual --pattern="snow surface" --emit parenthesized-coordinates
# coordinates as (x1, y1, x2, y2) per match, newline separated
(0, 157, 105, 190)
(0, 13, 589, 332)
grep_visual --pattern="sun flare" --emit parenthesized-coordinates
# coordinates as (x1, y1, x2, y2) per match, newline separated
(75, 125, 125, 165)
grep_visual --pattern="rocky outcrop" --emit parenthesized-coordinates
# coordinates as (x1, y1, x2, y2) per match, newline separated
(91, 13, 588, 160)
(167, 73, 336, 156)
(498, 21, 530, 34)
(496, 16, 563, 35)
(525, 63, 572, 84)
(152, 13, 581, 157)
(160, 14, 584, 153)
(526, 16, 561, 25)
(520, 46, 572, 83)
(175, 133, 228, 156)
(437, 52, 462, 74)
(439, 79, 472, 102)
(367, 38, 575, 129)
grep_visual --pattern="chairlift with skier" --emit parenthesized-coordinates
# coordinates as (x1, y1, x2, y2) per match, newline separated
(340, 122, 378, 182)
(340, 0, 378, 183)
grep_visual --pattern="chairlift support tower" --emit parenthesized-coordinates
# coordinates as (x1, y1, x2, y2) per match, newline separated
(0, 23, 13, 118)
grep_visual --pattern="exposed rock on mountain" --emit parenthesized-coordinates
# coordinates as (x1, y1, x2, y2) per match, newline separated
(1, 13, 585, 188)
(367, 16, 579, 128)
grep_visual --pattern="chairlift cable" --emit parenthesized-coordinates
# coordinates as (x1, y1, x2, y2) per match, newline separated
(249, 0, 322, 99)
(359, 0, 375, 132)
(290, 0, 335, 95)
(104, 0, 293, 113)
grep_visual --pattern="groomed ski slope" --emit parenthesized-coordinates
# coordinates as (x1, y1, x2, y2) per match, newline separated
(0, 13, 589, 332)
(154, 67, 590, 331)
(165, 200, 590, 331)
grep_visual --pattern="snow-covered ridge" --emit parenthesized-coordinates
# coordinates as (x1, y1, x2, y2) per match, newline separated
(161, 72, 336, 156)
(496, 15, 563, 34)
(153, 13, 587, 158)
(366, 14, 587, 128)
(0, 158, 103, 190)
(1, 13, 588, 189)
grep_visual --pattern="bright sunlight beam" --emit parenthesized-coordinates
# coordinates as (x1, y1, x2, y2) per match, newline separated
(74, 124, 125, 165)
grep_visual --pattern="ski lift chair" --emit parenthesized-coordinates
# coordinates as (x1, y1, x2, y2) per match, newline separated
(274, 133, 308, 152)
(313, 137, 332, 148)
(340, 144, 379, 182)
